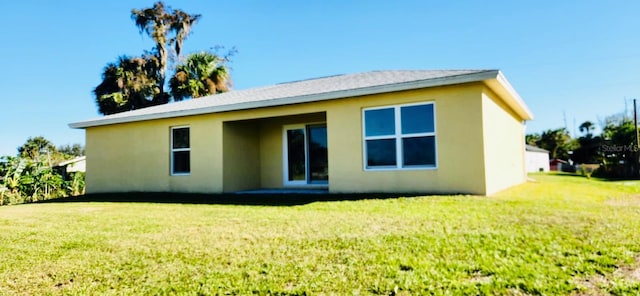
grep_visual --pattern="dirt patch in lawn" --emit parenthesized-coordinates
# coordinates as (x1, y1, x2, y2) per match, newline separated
(572, 255, 640, 295)
(605, 194, 640, 207)
(614, 255, 640, 281)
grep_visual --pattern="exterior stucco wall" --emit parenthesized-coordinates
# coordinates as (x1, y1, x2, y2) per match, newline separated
(84, 82, 524, 195)
(326, 84, 487, 194)
(525, 151, 550, 172)
(86, 106, 328, 194)
(222, 121, 260, 192)
(85, 115, 222, 194)
(481, 88, 527, 195)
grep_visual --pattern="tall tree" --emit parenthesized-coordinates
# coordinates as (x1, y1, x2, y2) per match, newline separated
(131, 2, 201, 101)
(600, 119, 638, 177)
(58, 144, 85, 157)
(579, 121, 595, 138)
(94, 55, 164, 115)
(169, 51, 231, 101)
(17, 136, 56, 159)
(571, 120, 602, 164)
(525, 133, 541, 146)
(535, 128, 574, 160)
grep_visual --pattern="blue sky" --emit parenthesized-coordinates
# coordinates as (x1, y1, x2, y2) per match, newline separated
(0, 0, 638, 156)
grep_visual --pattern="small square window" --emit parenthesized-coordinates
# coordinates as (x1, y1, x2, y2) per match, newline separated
(172, 128, 190, 149)
(402, 136, 436, 166)
(366, 139, 397, 167)
(172, 151, 191, 174)
(364, 108, 395, 136)
(401, 104, 434, 134)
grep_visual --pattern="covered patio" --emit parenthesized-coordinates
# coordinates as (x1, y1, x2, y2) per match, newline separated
(221, 111, 328, 192)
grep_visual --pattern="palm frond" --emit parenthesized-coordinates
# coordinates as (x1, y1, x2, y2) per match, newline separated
(168, 50, 232, 99)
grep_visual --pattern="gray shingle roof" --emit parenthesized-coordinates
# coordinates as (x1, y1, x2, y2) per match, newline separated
(70, 69, 529, 128)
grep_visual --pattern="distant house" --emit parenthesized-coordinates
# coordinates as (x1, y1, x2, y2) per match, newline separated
(55, 156, 86, 178)
(70, 70, 533, 196)
(550, 159, 569, 171)
(525, 145, 550, 172)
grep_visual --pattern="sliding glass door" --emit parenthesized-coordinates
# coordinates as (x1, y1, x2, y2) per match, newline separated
(284, 124, 328, 186)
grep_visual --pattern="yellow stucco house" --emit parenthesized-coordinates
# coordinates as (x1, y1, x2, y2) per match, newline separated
(70, 70, 533, 196)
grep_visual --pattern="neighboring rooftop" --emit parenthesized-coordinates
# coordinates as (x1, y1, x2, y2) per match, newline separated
(56, 156, 86, 167)
(70, 69, 533, 128)
(525, 144, 550, 153)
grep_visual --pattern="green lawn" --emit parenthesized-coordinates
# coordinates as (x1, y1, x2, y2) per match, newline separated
(1, 174, 640, 295)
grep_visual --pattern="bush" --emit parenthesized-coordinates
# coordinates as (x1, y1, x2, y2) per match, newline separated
(577, 164, 600, 179)
(0, 190, 25, 206)
(0, 156, 85, 206)
(560, 164, 576, 173)
(593, 163, 638, 179)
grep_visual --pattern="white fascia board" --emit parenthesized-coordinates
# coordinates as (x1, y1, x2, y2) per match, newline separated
(69, 70, 499, 129)
(484, 71, 534, 121)
(496, 71, 534, 120)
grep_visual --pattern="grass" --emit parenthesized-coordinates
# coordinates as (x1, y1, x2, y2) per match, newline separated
(1, 174, 640, 295)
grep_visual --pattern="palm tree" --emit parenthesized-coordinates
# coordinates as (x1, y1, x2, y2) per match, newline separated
(539, 128, 572, 159)
(131, 2, 201, 101)
(579, 121, 595, 138)
(94, 55, 163, 115)
(169, 51, 231, 101)
(17, 136, 56, 159)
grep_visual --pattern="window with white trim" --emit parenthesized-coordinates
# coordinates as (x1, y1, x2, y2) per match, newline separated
(171, 126, 190, 175)
(363, 102, 436, 170)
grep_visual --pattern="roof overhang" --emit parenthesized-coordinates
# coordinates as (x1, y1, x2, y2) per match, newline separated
(70, 70, 533, 129)
(483, 71, 534, 121)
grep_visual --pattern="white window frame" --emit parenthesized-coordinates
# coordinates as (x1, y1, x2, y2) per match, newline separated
(282, 122, 329, 187)
(171, 126, 191, 176)
(362, 102, 437, 171)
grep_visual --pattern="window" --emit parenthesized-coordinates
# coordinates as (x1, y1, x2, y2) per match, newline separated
(363, 102, 436, 170)
(171, 126, 190, 175)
